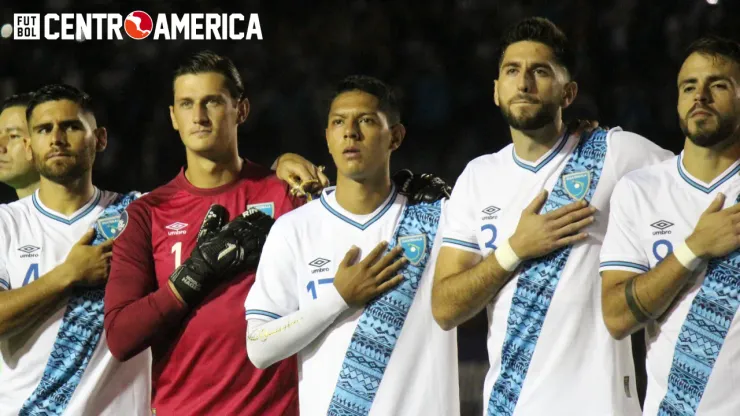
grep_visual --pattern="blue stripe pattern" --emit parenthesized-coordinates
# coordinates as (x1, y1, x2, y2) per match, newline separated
(327, 200, 441, 416)
(20, 191, 140, 416)
(600, 261, 650, 273)
(658, 195, 740, 415)
(677, 156, 740, 194)
(487, 129, 609, 415)
(245, 309, 283, 320)
(32, 190, 101, 225)
(321, 186, 398, 231)
(0, 278, 9, 290)
(512, 132, 569, 173)
(442, 237, 479, 250)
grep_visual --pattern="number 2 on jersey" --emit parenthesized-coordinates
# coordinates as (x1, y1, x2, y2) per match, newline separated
(171, 242, 182, 268)
(481, 224, 498, 250)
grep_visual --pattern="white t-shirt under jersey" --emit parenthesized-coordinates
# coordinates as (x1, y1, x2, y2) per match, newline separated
(0, 189, 151, 416)
(440, 127, 673, 415)
(600, 153, 740, 415)
(245, 186, 459, 416)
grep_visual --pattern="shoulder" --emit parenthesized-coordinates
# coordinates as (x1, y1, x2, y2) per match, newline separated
(618, 156, 677, 194)
(606, 127, 672, 155)
(455, 150, 507, 185)
(0, 196, 33, 222)
(241, 162, 290, 193)
(271, 197, 323, 230)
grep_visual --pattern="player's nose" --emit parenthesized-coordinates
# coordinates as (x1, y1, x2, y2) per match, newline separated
(193, 104, 210, 125)
(343, 121, 360, 140)
(50, 126, 68, 145)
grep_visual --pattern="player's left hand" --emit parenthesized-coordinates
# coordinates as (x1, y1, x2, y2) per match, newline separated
(392, 169, 451, 204)
(567, 119, 605, 136)
(274, 153, 330, 201)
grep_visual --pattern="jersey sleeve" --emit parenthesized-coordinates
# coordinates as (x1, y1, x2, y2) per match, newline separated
(104, 200, 189, 361)
(606, 129, 675, 179)
(244, 216, 300, 321)
(439, 163, 480, 253)
(599, 178, 650, 274)
(0, 253, 9, 291)
(0, 208, 12, 291)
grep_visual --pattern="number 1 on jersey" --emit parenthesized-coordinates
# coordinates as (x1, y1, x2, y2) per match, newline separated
(172, 242, 182, 268)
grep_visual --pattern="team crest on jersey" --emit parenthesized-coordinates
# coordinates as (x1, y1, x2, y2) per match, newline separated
(95, 210, 129, 241)
(247, 202, 275, 218)
(563, 171, 591, 201)
(398, 234, 426, 266)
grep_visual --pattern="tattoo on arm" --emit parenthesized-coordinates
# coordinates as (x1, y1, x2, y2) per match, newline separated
(247, 317, 303, 342)
(625, 277, 650, 323)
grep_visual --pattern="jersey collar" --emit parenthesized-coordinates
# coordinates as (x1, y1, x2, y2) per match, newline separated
(511, 129, 569, 173)
(32, 187, 102, 225)
(676, 151, 740, 194)
(320, 185, 399, 231)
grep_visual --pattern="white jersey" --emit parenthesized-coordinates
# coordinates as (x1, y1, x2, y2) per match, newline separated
(441, 127, 673, 415)
(245, 186, 459, 416)
(0, 189, 151, 416)
(600, 153, 740, 415)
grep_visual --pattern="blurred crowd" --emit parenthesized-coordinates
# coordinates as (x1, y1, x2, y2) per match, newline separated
(1, 0, 737, 204)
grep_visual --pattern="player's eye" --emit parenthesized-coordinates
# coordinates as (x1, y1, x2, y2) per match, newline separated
(506, 68, 518, 76)
(331, 119, 343, 126)
(9, 134, 21, 140)
(180, 101, 192, 108)
(206, 99, 222, 106)
(682, 86, 695, 93)
(712, 83, 728, 90)
(360, 117, 375, 124)
(534, 68, 549, 77)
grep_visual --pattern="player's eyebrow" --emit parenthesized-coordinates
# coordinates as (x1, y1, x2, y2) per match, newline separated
(329, 111, 378, 118)
(678, 75, 731, 88)
(31, 118, 83, 132)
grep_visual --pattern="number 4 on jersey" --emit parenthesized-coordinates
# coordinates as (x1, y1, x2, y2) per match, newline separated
(23, 263, 40, 286)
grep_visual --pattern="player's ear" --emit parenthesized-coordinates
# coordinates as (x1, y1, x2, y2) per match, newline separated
(389, 123, 406, 151)
(236, 97, 250, 125)
(561, 81, 578, 109)
(23, 136, 32, 162)
(169, 105, 179, 131)
(94, 127, 108, 152)
(493, 80, 500, 107)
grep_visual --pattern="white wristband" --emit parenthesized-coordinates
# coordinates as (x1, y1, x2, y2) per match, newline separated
(495, 239, 522, 272)
(674, 241, 702, 271)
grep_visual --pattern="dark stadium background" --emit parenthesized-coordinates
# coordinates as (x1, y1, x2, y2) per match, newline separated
(1, 0, 738, 413)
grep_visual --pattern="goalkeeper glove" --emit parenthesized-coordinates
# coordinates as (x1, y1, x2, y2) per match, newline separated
(393, 169, 451, 204)
(169, 205, 274, 306)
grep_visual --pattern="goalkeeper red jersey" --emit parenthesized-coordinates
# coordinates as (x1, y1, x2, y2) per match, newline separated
(104, 161, 299, 416)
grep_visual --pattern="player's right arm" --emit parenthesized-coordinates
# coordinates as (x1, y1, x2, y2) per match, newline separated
(104, 201, 190, 361)
(0, 229, 112, 338)
(601, 184, 740, 339)
(245, 220, 406, 369)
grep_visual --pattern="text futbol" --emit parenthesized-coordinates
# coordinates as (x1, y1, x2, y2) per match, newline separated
(12, 12, 263, 41)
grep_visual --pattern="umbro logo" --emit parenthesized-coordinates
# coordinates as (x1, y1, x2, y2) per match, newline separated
(651, 220, 673, 235)
(481, 205, 500, 220)
(18, 245, 40, 258)
(166, 222, 188, 236)
(309, 258, 330, 274)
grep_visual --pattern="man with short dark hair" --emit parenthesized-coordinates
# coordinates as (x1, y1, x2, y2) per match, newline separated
(245, 75, 459, 416)
(432, 17, 673, 415)
(601, 35, 740, 415)
(0, 93, 39, 199)
(103, 51, 333, 416)
(0, 84, 151, 415)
